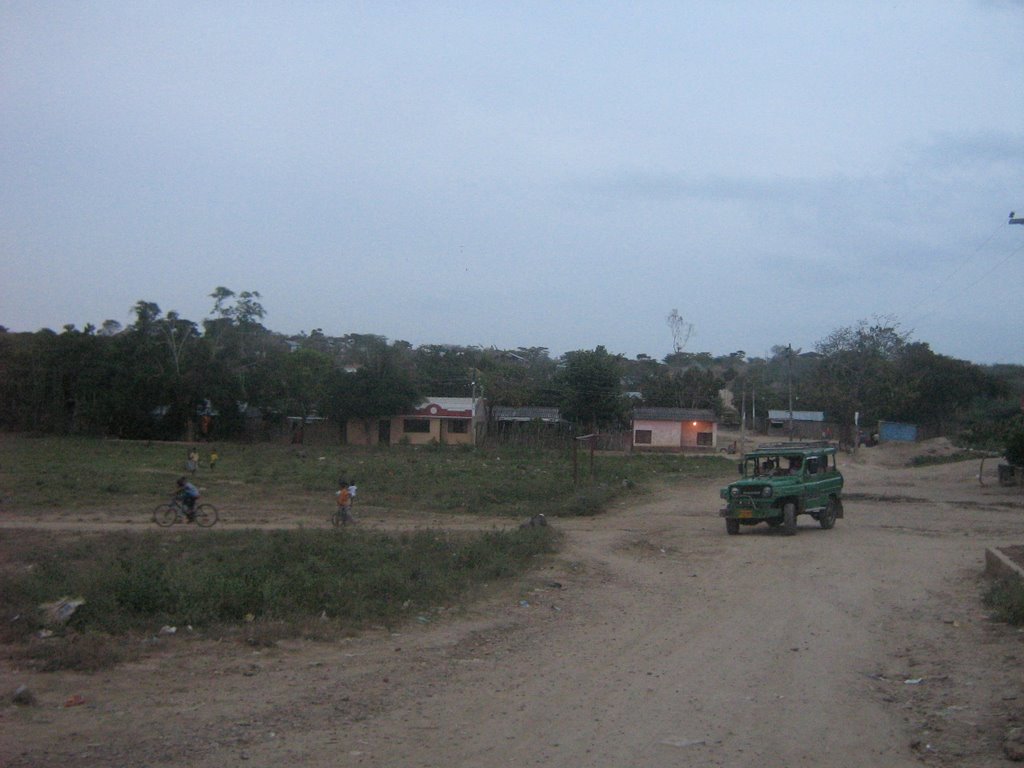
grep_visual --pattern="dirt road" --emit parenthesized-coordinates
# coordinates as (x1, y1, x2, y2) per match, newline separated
(3, 447, 1024, 767)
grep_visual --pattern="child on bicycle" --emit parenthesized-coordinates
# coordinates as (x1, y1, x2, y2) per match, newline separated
(175, 477, 200, 522)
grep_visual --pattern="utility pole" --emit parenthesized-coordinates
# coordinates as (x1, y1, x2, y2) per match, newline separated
(752, 380, 756, 437)
(787, 344, 794, 441)
(740, 385, 747, 456)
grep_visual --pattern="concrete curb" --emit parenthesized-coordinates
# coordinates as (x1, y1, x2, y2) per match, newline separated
(985, 547, 1024, 582)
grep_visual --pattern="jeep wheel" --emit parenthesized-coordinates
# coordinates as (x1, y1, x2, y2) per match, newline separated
(782, 502, 797, 536)
(819, 498, 837, 530)
(726, 518, 740, 535)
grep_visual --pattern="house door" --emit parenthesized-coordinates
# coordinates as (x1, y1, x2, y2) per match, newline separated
(378, 419, 391, 445)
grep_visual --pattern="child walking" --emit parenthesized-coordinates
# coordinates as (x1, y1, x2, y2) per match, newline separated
(334, 478, 355, 525)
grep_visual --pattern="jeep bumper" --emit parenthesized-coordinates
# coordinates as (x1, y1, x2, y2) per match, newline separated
(719, 505, 772, 520)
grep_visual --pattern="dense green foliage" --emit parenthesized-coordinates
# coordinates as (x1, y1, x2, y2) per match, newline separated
(728, 320, 1020, 446)
(1, 293, 1020, 444)
(558, 346, 628, 430)
(1005, 416, 1024, 466)
(0, 289, 569, 438)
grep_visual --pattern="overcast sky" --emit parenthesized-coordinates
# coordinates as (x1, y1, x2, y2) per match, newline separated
(2, 2, 1022, 364)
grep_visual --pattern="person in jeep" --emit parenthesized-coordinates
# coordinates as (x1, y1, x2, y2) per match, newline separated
(719, 442, 844, 536)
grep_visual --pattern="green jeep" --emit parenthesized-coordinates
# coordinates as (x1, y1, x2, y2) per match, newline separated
(719, 441, 844, 535)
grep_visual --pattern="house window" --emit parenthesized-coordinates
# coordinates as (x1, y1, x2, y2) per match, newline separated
(696, 432, 713, 446)
(403, 419, 431, 433)
(447, 420, 469, 434)
(634, 430, 652, 445)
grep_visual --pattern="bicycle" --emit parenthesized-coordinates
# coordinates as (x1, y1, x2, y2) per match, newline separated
(153, 497, 219, 527)
(331, 501, 355, 527)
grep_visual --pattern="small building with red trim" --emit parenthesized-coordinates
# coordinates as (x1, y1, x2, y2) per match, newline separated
(391, 397, 485, 446)
(345, 397, 486, 446)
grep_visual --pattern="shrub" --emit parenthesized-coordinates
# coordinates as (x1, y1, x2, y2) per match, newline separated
(983, 578, 1024, 625)
(566, 485, 606, 516)
(1006, 420, 1024, 467)
(22, 631, 136, 672)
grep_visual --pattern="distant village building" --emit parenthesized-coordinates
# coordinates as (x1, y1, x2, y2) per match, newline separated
(344, 397, 486, 446)
(631, 407, 717, 451)
(765, 410, 834, 440)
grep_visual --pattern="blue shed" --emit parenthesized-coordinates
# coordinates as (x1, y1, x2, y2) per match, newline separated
(878, 421, 918, 442)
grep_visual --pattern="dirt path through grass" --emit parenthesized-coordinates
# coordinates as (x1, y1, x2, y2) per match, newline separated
(3, 450, 1024, 767)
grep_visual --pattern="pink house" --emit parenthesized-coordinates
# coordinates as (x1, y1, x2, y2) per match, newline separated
(632, 407, 717, 451)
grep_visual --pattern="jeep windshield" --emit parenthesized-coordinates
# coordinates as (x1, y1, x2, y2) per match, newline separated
(744, 454, 805, 478)
(739, 442, 838, 478)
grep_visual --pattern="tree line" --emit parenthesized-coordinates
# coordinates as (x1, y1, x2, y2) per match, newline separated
(1, 290, 1021, 448)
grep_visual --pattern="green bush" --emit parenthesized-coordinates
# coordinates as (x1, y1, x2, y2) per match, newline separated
(1006, 420, 1024, 467)
(983, 578, 1024, 625)
(567, 485, 607, 516)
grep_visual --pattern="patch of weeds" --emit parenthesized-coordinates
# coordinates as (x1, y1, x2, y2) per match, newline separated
(0, 525, 559, 669)
(565, 485, 606, 516)
(23, 631, 138, 672)
(983, 578, 1024, 625)
(242, 619, 294, 648)
(909, 451, 986, 467)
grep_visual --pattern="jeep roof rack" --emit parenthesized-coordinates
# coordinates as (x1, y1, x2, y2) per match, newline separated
(747, 441, 837, 452)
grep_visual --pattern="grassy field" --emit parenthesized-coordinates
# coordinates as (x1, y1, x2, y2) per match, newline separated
(0, 433, 733, 518)
(0, 525, 559, 670)
(0, 434, 733, 669)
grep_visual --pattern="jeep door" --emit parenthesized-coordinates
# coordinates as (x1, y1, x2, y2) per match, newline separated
(803, 453, 834, 509)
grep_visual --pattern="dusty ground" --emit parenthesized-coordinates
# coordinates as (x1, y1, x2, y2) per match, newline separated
(3, 440, 1024, 767)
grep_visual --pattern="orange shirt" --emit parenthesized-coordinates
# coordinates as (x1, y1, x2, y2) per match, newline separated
(337, 487, 351, 506)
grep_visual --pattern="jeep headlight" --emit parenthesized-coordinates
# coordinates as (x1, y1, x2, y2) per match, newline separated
(730, 487, 740, 498)
(761, 486, 773, 498)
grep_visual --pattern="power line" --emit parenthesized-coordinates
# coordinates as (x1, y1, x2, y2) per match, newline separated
(952, 240, 1024, 296)
(909, 240, 1019, 331)
(904, 219, 1006, 318)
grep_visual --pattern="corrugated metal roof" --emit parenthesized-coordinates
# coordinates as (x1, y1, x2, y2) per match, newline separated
(403, 397, 478, 419)
(632, 407, 716, 422)
(492, 406, 563, 422)
(421, 397, 474, 411)
(767, 410, 825, 421)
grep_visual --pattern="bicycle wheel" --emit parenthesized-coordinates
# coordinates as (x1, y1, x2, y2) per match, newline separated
(153, 504, 178, 527)
(194, 503, 219, 528)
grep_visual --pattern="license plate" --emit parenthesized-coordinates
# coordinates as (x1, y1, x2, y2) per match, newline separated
(738, 509, 753, 518)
